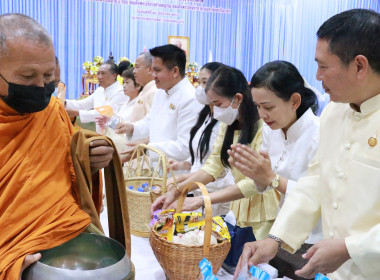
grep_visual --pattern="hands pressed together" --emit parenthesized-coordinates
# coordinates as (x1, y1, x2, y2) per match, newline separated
(228, 143, 276, 192)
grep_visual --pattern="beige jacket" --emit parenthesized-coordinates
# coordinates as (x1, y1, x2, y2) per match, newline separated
(270, 94, 380, 280)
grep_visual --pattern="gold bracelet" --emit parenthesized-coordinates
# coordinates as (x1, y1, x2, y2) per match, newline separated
(175, 184, 181, 193)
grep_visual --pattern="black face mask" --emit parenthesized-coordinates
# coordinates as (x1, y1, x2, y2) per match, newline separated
(0, 73, 55, 114)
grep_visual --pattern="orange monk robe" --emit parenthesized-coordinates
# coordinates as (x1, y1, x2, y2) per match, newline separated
(0, 97, 91, 279)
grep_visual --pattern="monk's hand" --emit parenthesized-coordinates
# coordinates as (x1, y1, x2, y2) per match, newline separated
(89, 139, 114, 173)
(20, 253, 41, 280)
(233, 238, 278, 280)
(228, 144, 274, 192)
(295, 239, 350, 278)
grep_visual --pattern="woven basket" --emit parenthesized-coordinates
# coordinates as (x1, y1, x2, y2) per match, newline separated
(125, 144, 175, 237)
(149, 182, 231, 280)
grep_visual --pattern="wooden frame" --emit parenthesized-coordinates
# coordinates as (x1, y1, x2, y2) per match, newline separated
(168, 35, 189, 65)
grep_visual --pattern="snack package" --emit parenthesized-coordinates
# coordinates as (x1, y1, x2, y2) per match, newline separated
(199, 258, 219, 280)
(315, 274, 330, 280)
(155, 209, 175, 241)
(211, 216, 231, 242)
(149, 209, 161, 228)
(236, 260, 255, 280)
(249, 265, 270, 280)
(174, 212, 204, 234)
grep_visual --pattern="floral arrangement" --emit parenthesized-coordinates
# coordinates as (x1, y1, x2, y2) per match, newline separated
(93, 56, 104, 66)
(118, 57, 129, 64)
(82, 61, 93, 71)
(90, 65, 99, 75)
(82, 56, 104, 76)
(188, 61, 199, 71)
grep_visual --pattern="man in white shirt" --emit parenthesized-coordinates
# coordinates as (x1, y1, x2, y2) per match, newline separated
(128, 52, 157, 123)
(116, 44, 202, 161)
(234, 9, 380, 280)
(65, 61, 127, 134)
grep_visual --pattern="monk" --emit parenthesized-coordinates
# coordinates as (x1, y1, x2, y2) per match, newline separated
(0, 14, 114, 279)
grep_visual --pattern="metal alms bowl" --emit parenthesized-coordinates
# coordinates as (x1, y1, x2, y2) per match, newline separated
(22, 233, 132, 280)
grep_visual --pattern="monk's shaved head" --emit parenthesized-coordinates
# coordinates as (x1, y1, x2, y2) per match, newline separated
(0, 13, 52, 57)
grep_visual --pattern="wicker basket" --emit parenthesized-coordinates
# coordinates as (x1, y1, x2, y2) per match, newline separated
(149, 182, 231, 280)
(125, 144, 176, 237)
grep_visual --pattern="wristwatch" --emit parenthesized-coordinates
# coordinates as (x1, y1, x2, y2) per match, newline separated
(268, 234, 282, 249)
(266, 174, 280, 190)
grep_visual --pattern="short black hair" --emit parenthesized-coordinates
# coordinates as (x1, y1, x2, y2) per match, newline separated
(149, 44, 186, 77)
(117, 60, 132, 75)
(317, 9, 380, 73)
(102, 60, 118, 75)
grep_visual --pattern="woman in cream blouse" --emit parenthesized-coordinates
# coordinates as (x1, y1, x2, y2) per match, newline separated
(96, 67, 143, 153)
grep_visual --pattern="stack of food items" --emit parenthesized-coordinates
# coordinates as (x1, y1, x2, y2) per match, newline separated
(151, 209, 230, 246)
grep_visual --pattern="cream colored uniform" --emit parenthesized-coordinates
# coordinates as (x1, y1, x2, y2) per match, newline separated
(270, 95, 380, 280)
(202, 121, 280, 240)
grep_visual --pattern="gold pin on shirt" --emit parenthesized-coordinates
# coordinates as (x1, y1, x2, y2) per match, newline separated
(169, 103, 176, 110)
(368, 131, 378, 147)
(138, 99, 143, 104)
(368, 136, 377, 147)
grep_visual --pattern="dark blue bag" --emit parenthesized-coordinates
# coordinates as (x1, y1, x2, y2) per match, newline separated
(223, 221, 256, 266)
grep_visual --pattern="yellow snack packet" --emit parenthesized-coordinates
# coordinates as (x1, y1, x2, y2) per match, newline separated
(155, 209, 175, 241)
(211, 216, 231, 242)
(174, 212, 204, 234)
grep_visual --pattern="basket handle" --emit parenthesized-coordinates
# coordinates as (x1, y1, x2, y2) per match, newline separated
(176, 182, 212, 257)
(127, 144, 178, 193)
(126, 144, 151, 177)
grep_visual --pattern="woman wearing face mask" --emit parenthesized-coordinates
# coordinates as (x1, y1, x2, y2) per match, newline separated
(166, 62, 234, 216)
(151, 66, 280, 241)
(96, 67, 142, 153)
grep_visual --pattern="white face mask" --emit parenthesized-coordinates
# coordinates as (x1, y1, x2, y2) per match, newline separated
(213, 97, 239, 125)
(195, 86, 210, 105)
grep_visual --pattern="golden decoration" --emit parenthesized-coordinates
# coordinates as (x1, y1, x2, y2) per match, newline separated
(368, 137, 377, 147)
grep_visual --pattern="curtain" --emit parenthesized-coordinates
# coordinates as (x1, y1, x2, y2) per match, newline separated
(0, 0, 379, 100)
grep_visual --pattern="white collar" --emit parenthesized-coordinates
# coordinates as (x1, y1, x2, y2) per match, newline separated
(103, 81, 121, 95)
(167, 77, 189, 96)
(280, 108, 316, 142)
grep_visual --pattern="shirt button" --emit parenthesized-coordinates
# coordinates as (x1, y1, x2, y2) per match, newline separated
(332, 202, 338, 209)
(345, 143, 351, 150)
(329, 232, 334, 238)
(338, 172, 345, 178)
